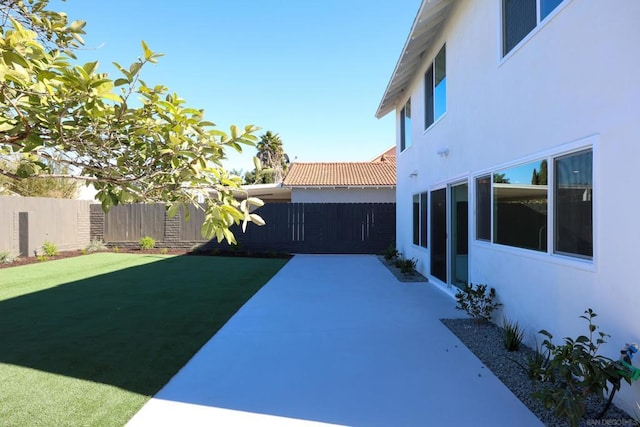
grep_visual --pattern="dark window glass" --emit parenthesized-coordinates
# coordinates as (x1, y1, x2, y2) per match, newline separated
(425, 45, 446, 129)
(503, 0, 536, 55)
(554, 150, 593, 258)
(434, 45, 446, 120)
(424, 65, 434, 129)
(430, 188, 447, 283)
(420, 192, 428, 248)
(476, 175, 491, 241)
(541, 0, 563, 20)
(493, 160, 548, 251)
(400, 100, 411, 151)
(413, 194, 420, 245)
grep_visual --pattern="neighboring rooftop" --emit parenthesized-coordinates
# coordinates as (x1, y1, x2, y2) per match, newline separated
(283, 161, 396, 187)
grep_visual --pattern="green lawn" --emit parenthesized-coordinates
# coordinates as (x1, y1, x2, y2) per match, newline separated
(0, 253, 288, 426)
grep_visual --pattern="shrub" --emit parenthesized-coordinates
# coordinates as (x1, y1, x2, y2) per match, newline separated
(400, 257, 417, 275)
(86, 239, 108, 253)
(383, 243, 399, 262)
(455, 283, 502, 323)
(532, 309, 625, 427)
(159, 248, 168, 255)
(36, 255, 49, 262)
(502, 317, 524, 351)
(42, 241, 58, 257)
(0, 250, 17, 264)
(525, 338, 551, 381)
(138, 236, 155, 250)
(113, 246, 120, 253)
(80, 248, 88, 255)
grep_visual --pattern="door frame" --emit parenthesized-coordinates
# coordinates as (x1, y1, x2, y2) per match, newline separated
(428, 177, 470, 287)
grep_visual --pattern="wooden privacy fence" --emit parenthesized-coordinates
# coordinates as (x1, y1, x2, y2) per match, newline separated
(91, 203, 396, 254)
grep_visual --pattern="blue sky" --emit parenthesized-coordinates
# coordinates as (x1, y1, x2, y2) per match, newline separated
(52, 0, 421, 173)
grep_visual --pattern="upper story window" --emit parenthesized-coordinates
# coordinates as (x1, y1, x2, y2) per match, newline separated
(502, 0, 565, 56)
(400, 99, 412, 151)
(425, 44, 446, 129)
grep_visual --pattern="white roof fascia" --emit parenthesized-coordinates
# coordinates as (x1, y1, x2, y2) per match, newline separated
(375, 0, 455, 119)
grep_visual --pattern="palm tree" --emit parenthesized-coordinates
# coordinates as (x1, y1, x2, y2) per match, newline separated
(255, 131, 289, 183)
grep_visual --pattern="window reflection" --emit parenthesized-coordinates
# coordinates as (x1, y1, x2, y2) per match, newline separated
(493, 160, 548, 251)
(554, 150, 593, 257)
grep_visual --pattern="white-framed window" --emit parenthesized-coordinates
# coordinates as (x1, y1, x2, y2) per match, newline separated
(424, 44, 446, 129)
(502, 0, 565, 56)
(400, 99, 412, 151)
(413, 192, 428, 247)
(475, 148, 592, 259)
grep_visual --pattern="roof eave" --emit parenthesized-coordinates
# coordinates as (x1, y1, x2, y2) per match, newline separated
(375, 0, 456, 119)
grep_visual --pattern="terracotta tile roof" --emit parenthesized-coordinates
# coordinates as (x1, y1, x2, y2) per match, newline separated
(283, 161, 396, 187)
(370, 146, 396, 162)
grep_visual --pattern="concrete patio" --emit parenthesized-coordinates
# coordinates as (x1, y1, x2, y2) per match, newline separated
(127, 254, 542, 426)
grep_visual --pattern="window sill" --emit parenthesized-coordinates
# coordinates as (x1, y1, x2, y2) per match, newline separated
(423, 112, 447, 134)
(473, 240, 596, 272)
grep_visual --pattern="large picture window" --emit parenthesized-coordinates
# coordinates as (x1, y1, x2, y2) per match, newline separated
(475, 148, 593, 260)
(413, 192, 428, 248)
(425, 45, 446, 129)
(400, 99, 411, 151)
(502, 0, 566, 56)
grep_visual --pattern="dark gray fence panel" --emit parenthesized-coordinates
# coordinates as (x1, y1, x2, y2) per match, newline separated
(179, 205, 207, 242)
(96, 202, 396, 254)
(104, 204, 165, 241)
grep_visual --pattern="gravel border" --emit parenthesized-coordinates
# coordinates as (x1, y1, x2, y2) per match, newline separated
(376, 255, 428, 282)
(441, 318, 636, 427)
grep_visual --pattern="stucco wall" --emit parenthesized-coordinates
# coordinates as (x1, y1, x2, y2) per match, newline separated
(393, 0, 640, 412)
(290, 188, 395, 203)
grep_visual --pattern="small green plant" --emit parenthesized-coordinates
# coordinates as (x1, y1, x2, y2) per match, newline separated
(159, 248, 168, 255)
(138, 236, 156, 250)
(383, 243, 400, 262)
(532, 309, 626, 427)
(525, 338, 551, 381)
(86, 239, 108, 253)
(502, 317, 525, 351)
(400, 257, 417, 275)
(455, 283, 502, 323)
(80, 248, 88, 255)
(36, 255, 49, 262)
(42, 241, 58, 257)
(0, 250, 17, 264)
(113, 246, 120, 253)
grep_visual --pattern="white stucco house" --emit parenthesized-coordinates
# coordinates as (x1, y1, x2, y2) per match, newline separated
(377, 0, 640, 414)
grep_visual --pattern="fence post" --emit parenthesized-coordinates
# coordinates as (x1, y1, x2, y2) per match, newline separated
(18, 212, 30, 257)
(164, 207, 181, 246)
(90, 205, 105, 242)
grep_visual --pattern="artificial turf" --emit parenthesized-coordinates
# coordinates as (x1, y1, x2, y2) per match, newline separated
(0, 252, 288, 426)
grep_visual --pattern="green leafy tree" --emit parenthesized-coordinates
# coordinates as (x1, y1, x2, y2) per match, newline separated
(531, 160, 548, 185)
(493, 173, 510, 184)
(0, 158, 78, 198)
(0, 0, 264, 243)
